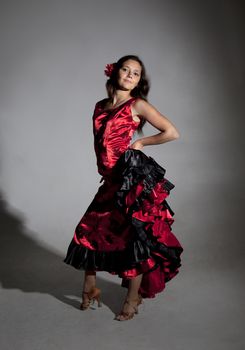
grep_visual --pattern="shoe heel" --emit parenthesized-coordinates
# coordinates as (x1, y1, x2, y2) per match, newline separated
(94, 290, 102, 307)
(91, 287, 102, 307)
(96, 295, 102, 307)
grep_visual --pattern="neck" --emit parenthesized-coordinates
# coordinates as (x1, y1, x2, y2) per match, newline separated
(112, 90, 132, 105)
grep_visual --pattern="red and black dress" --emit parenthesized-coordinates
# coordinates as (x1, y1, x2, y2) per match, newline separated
(63, 97, 183, 298)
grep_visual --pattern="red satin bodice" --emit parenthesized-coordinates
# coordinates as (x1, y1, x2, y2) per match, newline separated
(92, 97, 141, 177)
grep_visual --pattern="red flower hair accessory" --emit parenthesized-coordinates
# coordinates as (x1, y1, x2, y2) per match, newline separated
(104, 63, 115, 77)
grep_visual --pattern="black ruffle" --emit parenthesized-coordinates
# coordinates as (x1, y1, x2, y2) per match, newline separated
(63, 232, 152, 273)
(113, 149, 175, 217)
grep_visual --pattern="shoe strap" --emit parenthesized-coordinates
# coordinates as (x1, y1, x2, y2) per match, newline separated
(125, 300, 138, 313)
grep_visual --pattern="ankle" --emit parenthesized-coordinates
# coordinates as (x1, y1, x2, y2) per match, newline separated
(83, 273, 96, 291)
(126, 292, 140, 301)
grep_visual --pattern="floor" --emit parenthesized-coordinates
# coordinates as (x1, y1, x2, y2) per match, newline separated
(0, 228, 244, 350)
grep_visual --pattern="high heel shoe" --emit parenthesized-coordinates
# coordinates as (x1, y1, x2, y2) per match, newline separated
(80, 286, 102, 310)
(115, 294, 143, 321)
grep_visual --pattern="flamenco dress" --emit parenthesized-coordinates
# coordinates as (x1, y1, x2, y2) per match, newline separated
(63, 97, 183, 298)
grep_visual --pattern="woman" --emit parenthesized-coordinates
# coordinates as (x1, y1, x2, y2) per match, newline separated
(63, 55, 183, 321)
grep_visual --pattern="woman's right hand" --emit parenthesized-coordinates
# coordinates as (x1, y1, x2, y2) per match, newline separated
(128, 140, 144, 151)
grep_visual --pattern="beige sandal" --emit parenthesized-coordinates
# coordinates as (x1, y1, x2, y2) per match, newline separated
(80, 286, 102, 310)
(115, 294, 143, 321)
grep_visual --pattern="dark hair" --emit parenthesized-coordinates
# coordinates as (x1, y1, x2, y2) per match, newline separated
(105, 55, 150, 135)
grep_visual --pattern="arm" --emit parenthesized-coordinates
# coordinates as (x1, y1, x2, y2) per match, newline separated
(130, 99, 180, 150)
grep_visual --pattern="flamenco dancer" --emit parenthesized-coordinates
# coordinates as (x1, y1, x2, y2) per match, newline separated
(63, 55, 183, 321)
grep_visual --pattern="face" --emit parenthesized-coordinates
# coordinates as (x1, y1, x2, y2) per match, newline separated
(117, 59, 142, 91)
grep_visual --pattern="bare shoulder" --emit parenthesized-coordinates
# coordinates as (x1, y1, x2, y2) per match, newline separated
(131, 98, 146, 122)
(131, 98, 160, 122)
(132, 97, 180, 136)
(133, 97, 150, 107)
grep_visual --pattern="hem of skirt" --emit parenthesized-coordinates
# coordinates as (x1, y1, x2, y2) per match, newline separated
(63, 235, 182, 280)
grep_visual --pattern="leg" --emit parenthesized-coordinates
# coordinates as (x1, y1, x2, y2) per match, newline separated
(82, 270, 96, 292)
(116, 273, 143, 321)
(127, 273, 143, 299)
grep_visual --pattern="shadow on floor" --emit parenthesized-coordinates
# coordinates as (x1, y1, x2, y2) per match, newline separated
(0, 191, 126, 315)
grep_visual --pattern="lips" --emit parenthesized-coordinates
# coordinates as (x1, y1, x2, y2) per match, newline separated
(124, 79, 132, 83)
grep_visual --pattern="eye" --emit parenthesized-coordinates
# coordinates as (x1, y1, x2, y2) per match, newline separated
(134, 72, 139, 76)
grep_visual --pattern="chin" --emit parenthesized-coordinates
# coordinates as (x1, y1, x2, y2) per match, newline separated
(119, 85, 131, 91)
(123, 83, 135, 90)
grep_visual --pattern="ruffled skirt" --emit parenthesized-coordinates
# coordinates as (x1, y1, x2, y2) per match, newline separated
(63, 149, 183, 298)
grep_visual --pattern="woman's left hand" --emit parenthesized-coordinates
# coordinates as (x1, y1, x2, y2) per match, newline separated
(128, 140, 144, 150)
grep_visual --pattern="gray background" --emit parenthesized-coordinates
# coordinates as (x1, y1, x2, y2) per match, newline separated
(0, 0, 244, 349)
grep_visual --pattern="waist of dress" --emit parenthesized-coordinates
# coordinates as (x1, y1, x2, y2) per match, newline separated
(96, 146, 130, 174)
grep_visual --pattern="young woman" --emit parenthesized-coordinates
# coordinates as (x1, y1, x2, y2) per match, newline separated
(63, 55, 183, 321)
